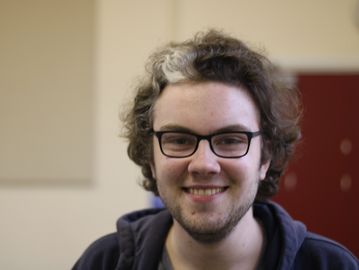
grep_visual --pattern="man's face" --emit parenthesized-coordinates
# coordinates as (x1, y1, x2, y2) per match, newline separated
(151, 81, 270, 242)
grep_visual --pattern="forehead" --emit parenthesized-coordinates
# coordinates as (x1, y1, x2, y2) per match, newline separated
(152, 82, 261, 133)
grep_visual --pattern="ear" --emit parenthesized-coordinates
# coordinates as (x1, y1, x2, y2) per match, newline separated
(150, 163, 156, 179)
(259, 159, 271, 181)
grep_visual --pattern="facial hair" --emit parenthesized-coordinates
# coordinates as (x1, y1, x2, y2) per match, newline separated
(160, 178, 260, 244)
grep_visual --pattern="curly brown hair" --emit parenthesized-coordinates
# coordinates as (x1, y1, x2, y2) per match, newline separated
(123, 29, 302, 201)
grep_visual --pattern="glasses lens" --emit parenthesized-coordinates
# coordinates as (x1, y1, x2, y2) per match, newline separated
(211, 133, 249, 157)
(161, 132, 197, 157)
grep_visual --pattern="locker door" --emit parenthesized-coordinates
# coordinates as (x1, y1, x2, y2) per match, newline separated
(274, 74, 359, 257)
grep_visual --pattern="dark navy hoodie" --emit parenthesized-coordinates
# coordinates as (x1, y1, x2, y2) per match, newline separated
(73, 201, 358, 270)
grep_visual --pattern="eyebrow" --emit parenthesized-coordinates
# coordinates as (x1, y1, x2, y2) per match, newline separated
(157, 124, 255, 134)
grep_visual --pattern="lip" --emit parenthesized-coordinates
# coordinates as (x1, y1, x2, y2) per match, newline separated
(182, 185, 228, 203)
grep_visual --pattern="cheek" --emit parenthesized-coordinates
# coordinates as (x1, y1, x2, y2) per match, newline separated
(220, 160, 246, 179)
(155, 159, 188, 198)
(153, 150, 188, 183)
(221, 158, 261, 184)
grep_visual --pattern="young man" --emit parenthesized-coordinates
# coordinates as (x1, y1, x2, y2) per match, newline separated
(73, 30, 359, 269)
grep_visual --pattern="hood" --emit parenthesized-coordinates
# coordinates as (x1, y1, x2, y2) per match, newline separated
(115, 202, 308, 270)
(116, 208, 172, 270)
(263, 202, 308, 269)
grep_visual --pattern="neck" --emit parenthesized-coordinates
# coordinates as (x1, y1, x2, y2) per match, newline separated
(165, 207, 265, 270)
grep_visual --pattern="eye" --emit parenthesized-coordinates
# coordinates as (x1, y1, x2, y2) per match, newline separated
(213, 134, 247, 146)
(162, 133, 196, 146)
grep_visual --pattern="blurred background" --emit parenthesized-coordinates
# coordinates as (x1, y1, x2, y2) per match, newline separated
(0, 0, 358, 269)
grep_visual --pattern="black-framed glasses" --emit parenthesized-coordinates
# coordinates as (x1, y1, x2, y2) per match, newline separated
(152, 130, 261, 158)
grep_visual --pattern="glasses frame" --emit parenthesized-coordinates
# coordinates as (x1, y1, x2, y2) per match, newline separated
(152, 130, 262, 158)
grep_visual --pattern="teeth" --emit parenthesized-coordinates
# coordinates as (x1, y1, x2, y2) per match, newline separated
(188, 187, 225, 196)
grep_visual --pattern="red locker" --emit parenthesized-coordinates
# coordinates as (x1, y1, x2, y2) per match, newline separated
(274, 74, 359, 257)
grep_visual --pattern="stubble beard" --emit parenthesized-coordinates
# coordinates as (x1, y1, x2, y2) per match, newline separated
(161, 180, 259, 244)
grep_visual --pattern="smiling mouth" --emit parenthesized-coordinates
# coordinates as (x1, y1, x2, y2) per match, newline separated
(183, 187, 228, 196)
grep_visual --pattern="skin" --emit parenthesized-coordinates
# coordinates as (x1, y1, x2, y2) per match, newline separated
(151, 81, 270, 269)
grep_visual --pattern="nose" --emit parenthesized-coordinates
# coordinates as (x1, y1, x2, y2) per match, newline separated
(188, 140, 221, 177)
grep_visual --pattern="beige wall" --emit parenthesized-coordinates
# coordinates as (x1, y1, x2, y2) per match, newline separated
(175, 0, 359, 71)
(0, 0, 94, 183)
(0, 0, 358, 269)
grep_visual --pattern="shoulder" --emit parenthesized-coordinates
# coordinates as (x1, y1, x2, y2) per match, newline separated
(72, 233, 120, 270)
(72, 208, 171, 270)
(294, 232, 359, 269)
(255, 201, 358, 269)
